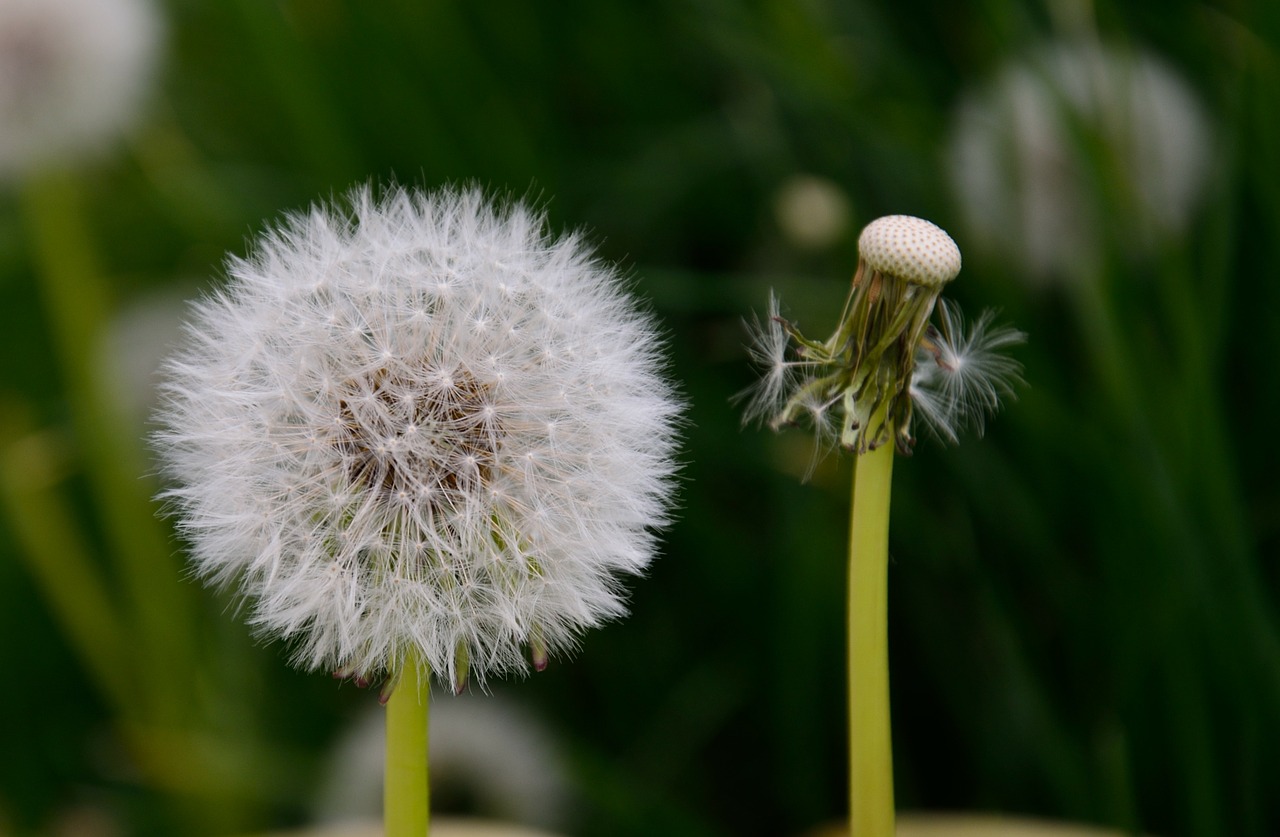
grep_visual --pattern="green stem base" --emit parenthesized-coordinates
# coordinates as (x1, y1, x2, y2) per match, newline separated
(848, 436, 895, 836)
(385, 653, 430, 837)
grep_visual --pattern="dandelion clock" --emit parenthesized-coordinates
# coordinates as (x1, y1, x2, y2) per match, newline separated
(155, 185, 682, 835)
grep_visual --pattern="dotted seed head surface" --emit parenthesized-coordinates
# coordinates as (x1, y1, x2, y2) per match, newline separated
(857, 215, 962, 287)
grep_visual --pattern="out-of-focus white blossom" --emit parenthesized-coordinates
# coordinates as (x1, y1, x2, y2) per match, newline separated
(0, 0, 161, 179)
(98, 285, 193, 431)
(949, 40, 1211, 283)
(316, 694, 570, 830)
(154, 185, 682, 690)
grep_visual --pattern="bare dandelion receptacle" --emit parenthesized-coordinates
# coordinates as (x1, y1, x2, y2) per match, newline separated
(743, 214, 1022, 457)
(857, 214, 961, 288)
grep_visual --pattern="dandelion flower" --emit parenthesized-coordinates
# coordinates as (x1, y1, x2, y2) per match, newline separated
(155, 185, 682, 691)
(0, 0, 161, 179)
(741, 214, 1023, 836)
(744, 214, 1022, 455)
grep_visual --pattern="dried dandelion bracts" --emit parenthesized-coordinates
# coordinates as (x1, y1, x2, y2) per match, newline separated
(745, 215, 1022, 456)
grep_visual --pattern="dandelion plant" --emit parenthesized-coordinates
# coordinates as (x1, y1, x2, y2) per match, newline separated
(744, 215, 1023, 835)
(154, 185, 682, 836)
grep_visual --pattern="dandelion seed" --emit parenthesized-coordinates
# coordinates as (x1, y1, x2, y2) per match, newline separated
(738, 291, 804, 428)
(911, 300, 1026, 442)
(154, 185, 682, 691)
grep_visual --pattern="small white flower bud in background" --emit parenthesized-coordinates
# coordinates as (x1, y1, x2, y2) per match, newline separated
(97, 285, 194, 432)
(154, 185, 682, 692)
(0, 0, 162, 180)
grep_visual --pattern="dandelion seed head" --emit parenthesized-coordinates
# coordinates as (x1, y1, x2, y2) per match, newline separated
(155, 185, 682, 688)
(742, 215, 1022, 463)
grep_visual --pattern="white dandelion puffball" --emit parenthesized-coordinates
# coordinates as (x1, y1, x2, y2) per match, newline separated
(155, 186, 682, 688)
(0, 0, 161, 179)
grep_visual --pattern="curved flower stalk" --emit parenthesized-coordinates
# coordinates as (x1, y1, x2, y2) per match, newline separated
(743, 215, 1022, 836)
(8, 0, 175, 719)
(155, 185, 682, 836)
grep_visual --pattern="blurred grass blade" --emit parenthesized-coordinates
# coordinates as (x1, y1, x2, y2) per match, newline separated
(0, 409, 132, 713)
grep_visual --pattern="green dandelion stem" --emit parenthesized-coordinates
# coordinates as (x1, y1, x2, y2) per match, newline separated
(847, 409, 896, 837)
(385, 650, 431, 837)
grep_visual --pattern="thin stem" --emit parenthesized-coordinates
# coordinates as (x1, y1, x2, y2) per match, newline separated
(385, 651, 431, 837)
(848, 422, 895, 837)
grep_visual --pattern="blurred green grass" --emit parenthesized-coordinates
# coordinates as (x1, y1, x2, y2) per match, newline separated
(2, 0, 1279, 835)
